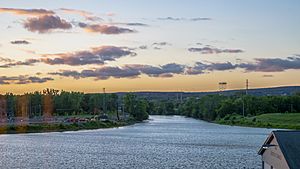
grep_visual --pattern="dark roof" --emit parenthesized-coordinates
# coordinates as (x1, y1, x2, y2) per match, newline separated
(258, 130, 300, 169)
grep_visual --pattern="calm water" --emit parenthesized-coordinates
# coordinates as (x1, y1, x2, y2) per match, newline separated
(0, 116, 272, 169)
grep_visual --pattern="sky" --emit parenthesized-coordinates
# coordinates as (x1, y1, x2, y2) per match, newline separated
(0, 0, 300, 94)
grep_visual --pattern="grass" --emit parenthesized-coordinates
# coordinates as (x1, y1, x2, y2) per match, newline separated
(216, 113, 300, 129)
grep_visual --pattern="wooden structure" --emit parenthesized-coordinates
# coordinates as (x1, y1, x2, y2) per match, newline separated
(258, 130, 300, 169)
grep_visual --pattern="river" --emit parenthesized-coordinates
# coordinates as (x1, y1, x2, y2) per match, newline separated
(0, 115, 272, 169)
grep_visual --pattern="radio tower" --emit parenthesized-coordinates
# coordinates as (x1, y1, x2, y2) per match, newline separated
(219, 82, 227, 95)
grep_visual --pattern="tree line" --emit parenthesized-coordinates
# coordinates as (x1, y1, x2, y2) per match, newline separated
(147, 93, 300, 121)
(1, 89, 299, 122)
(0, 89, 149, 122)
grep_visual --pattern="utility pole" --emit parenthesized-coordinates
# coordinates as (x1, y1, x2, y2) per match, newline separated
(242, 99, 245, 117)
(103, 88, 106, 115)
(180, 92, 183, 103)
(242, 79, 249, 117)
(246, 79, 249, 95)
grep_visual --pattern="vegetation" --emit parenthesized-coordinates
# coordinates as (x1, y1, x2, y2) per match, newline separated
(147, 92, 300, 129)
(0, 89, 149, 121)
(1, 88, 300, 131)
(0, 89, 150, 134)
(217, 113, 300, 129)
(0, 120, 136, 134)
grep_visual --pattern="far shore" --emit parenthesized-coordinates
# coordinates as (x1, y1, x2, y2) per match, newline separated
(0, 119, 137, 135)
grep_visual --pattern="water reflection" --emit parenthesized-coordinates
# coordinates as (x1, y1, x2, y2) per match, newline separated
(0, 115, 272, 169)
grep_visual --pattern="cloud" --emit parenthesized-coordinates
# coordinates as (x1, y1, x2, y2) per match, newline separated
(42, 46, 136, 66)
(152, 42, 171, 50)
(239, 56, 300, 72)
(139, 45, 148, 50)
(152, 42, 171, 46)
(0, 46, 135, 68)
(0, 57, 14, 63)
(190, 17, 212, 21)
(115, 22, 148, 27)
(126, 63, 185, 78)
(158, 17, 183, 21)
(187, 62, 237, 75)
(0, 59, 40, 68)
(50, 67, 140, 80)
(188, 47, 244, 54)
(10, 40, 30, 45)
(0, 8, 54, 16)
(187, 55, 300, 74)
(262, 75, 274, 78)
(78, 22, 135, 34)
(24, 15, 72, 33)
(158, 17, 211, 21)
(0, 75, 53, 85)
(206, 62, 237, 71)
(59, 8, 102, 21)
(47, 55, 300, 80)
(50, 63, 186, 80)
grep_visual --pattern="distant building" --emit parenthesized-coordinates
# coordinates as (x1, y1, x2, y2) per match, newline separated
(258, 130, 300, 169)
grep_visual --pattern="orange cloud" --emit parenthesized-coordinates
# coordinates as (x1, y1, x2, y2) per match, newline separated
(0, 8, 54, 16)
(59, 8, 102, 21)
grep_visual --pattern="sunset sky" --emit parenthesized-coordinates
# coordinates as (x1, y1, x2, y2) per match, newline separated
(0, 0, 300, 94)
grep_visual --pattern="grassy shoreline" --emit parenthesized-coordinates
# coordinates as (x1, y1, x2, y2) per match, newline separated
(0, 120, 137, 135)
(215, 113, 300, 129)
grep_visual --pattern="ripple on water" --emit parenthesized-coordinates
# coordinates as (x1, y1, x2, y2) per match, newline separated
(0, 115, 272, 169)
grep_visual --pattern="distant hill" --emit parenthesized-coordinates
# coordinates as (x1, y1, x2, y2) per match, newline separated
(116, 86, 300, 101)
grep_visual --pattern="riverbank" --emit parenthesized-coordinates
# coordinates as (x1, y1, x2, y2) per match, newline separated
(0, 120, 137, 134)
(216, 113, 300, 129)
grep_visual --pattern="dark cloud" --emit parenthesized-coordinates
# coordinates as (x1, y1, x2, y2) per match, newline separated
(124, 23, 148, 26)
(50, 67, 140, 80)
(188, 55, 300, 74)
(139, 45, 148, 50)
(0, 8, 54, 16)
(0, 59, 39, 68)
(187, 62, 237, 75)
(50, 63, 186, 80)
(158, 17, 212, 21)
(0, 46, 135, 68)
(24, 15, 72, 33)
(188, 47, 244, 54)
(126, 63, 185, 78)
(78, 22, 135, 34)
(10, 40, 30, 45)
(49, 55, 300, 80)
(0, 57, 14, 63)
(0, 75, 53, 85)
(206, 62, 237, 71)
(152, 42, 171, 46)
(42, 46, 136, 66)
(151, 42, 171, 50)
(239, 56, 300, 72)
